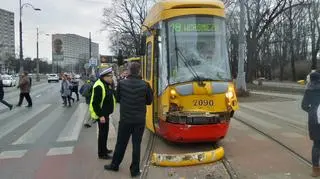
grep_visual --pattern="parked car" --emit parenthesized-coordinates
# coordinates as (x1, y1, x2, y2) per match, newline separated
(74, 74, 81, 79)
(1, 75, 17, 87)
(47, 74, 59, 83)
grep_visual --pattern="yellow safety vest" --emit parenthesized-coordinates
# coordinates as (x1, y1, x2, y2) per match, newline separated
(89, 79, 116, 120)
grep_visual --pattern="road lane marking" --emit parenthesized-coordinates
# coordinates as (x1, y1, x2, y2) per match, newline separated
(235, 110, 281, 129)
(0, 104, 51, 140)
(47, 147, 74, 156)
(35, 95, 41, 98)
(12, 107, 62, 145)
(57, 103, 87, 142)
(0, 150, 28, 159)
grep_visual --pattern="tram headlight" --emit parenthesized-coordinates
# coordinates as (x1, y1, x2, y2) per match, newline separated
(170, 89, 177, 99)
(226, 87, 234, 99)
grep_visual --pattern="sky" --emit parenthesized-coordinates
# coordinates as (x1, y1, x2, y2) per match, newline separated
(1, 0, 112, 63)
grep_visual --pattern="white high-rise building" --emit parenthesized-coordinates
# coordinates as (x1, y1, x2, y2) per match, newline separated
(52, 33, 99, 73)
(0, 8, 15, 73)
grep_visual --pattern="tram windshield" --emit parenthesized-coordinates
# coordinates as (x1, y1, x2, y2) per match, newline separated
(167, 16, 231, 84)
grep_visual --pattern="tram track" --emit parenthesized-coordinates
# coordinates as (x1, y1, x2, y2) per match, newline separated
(140, 132, 156, 179)
(234, 116, 312, 168)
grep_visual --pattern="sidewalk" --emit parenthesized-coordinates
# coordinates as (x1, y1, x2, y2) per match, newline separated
(250, 91, 303, 100)
(252, 80, 304, 89)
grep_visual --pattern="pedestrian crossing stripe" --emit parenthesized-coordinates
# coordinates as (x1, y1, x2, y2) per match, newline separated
(0, 104, 51, 140)
(12, 107, 64, 145)
(57, 103, 88, 142)
(0, 106, 26, 122)
(0, 150, 28, 159)
(47, 147, 74, 156)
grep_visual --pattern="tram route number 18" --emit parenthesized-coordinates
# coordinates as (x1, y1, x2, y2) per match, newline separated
(193, 100, 214, 106)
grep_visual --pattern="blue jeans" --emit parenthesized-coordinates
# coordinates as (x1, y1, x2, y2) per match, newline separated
(312, 140, 320, 167)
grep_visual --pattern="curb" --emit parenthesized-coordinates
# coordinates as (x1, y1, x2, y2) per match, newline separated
(151, 146, 224, 167)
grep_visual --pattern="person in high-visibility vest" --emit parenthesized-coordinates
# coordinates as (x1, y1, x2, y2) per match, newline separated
(104, 62, 153, 177)
(89, 66, 116, 160)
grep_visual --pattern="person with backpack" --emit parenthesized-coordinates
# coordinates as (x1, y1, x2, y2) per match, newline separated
(81, 75, 96, 128)
(301, 70, 320, 177)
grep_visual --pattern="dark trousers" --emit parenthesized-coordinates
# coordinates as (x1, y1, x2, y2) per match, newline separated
(312, 140, 320, 167)
(72, 88, 79, 100)
(17, 93, 32, 106)
(98, 117, 110, 156)
(111, 122, 145, 173)
(62, 96, 72, 106)
(0, 98, 12, 108)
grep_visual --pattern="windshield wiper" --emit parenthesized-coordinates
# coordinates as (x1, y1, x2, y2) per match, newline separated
(173, 29, 204, 86)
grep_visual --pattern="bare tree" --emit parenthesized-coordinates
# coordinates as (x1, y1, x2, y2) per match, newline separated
(244, 0, 305, 82)
(308, 0, 320, 70)
(102, 0, 155, 56)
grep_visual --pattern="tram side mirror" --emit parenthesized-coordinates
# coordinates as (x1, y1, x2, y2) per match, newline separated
(140, 34, 147, 56)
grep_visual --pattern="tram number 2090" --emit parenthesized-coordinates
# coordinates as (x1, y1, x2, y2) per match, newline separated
(193, 100, 214, 106)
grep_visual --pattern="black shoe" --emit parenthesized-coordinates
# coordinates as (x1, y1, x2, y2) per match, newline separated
(131, 171, 141, 178)
(84, 123, 91, 128)
(104, 164, 119, 171)
(98, 154, 112, 160)
(26, 105, 32, 108)
(16, 104, 21, 107)
(9, 105, 13, 110)
(106, 149, 113, 154)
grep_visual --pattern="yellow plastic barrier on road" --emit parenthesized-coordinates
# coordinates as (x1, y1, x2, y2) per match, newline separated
(151, 146, 224, 167)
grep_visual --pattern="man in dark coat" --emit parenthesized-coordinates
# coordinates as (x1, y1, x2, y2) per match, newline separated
(104, 62, 153, 178)
(0, 76, 13, 110)
(301, 70, 320, 177)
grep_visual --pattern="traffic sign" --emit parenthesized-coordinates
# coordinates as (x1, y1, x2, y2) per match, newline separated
(89, 58, 97, 67)
(84, 63, 90, 69)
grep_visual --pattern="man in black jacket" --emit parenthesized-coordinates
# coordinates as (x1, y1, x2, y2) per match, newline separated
(104, 62, 153, 178)
(0, 76, 13, 110)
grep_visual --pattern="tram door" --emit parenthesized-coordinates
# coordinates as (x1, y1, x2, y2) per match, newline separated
(145, 35, 155, 132)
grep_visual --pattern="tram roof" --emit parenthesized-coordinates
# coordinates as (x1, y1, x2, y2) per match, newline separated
(144, 0, 225, 28)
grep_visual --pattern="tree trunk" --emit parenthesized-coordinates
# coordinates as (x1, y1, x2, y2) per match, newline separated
(246, 36, 258, 83)
(280, 43, 287, 81)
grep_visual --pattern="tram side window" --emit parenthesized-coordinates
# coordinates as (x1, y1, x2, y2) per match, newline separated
(146, 42, 152, 80)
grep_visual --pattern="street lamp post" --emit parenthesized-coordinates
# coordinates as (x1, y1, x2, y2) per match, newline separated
(19, 0, 41, 74)
(36, 27, 40, 81)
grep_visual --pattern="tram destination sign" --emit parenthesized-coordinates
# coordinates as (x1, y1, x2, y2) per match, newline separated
(170, 22, 216, 32)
